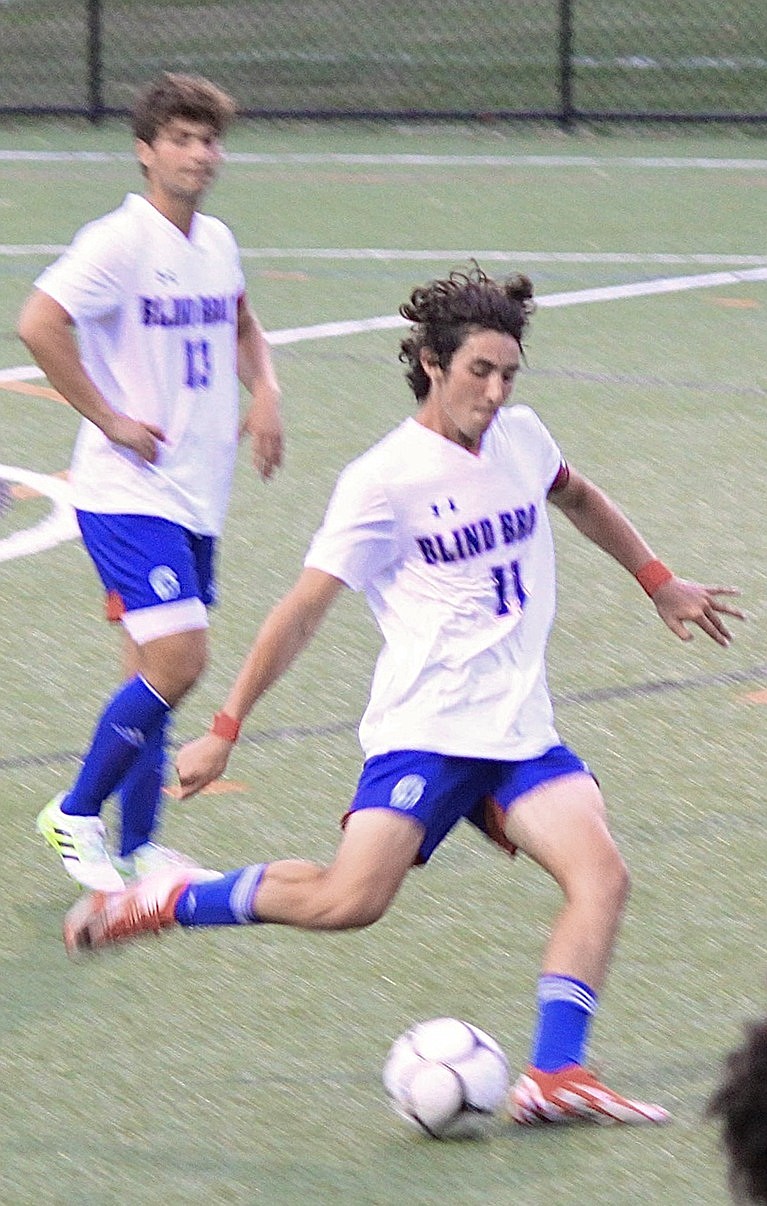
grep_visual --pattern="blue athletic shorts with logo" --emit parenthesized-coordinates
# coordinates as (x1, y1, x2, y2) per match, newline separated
(345, 745, 593, 864)
(77, 512, 216, 637)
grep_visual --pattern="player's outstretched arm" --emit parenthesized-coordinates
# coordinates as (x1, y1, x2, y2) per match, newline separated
(176, 568, 345, 797)
(549, 466, 744, 646)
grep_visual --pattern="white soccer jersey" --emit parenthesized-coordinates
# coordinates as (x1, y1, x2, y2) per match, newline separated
(35, 193, 245, 535)
(305, 406, 566, 761)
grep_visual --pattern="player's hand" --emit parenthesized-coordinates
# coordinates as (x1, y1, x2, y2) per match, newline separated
(240, 406, 284, 480)
(107, 414, 167, 463)
(652, 577, 744, 646)
(175, 732, 233, 799)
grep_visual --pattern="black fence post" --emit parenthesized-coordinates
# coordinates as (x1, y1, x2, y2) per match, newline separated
(87, 0, 104, 123)
(558, 0, 575, 129)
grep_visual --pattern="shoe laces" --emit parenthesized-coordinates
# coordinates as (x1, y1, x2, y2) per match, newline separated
(64, 815, 110, 860)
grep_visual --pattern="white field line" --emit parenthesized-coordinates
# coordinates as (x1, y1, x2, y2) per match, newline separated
(2, 263, 766, 368)
(3, 245, 767, 267)
(0, 363, 45, 381)
(2, 264, 766, 369)
(0, 464, 79, 562)
(267, 265, 767, 343)
(244, 250, 767, 265)
(535, 265, 767, 307)
(2, 150, 767, 170)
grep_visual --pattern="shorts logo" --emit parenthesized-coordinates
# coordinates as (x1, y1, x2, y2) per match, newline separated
(389, 774, 426, 811)
(149, 565, 181, 601)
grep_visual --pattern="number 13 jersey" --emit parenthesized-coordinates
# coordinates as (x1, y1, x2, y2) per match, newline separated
(35, 193, 244, 536)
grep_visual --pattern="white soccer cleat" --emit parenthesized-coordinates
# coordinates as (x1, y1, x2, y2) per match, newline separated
(509, 1064, 670, 1125)
(36, 793, 125, 892)
(112, 842, 200, 882)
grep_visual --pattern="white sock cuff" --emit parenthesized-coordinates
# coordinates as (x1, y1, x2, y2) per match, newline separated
(537, 974, 598, 1015)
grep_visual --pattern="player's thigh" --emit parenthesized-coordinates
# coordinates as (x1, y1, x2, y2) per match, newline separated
(503, 772, 618, 886)
(121, 629, 140, 679)
(328, 808, 424, 914)
(116, 606, 208, 699)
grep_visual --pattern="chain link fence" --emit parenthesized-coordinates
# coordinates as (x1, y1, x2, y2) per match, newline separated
(1, 0, 765, 124)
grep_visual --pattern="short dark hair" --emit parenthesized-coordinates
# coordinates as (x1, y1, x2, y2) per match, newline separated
(708, 1017, 767, 1202)
(398, 263, 535, 401)
(131, 72, 237, 145)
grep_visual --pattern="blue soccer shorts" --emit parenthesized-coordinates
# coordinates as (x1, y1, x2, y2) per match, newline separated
(76, 511, 216, 644)
(345, 745, 593, 864)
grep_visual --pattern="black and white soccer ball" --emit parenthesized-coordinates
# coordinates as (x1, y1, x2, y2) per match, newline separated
(382, 1017, 510, 1139)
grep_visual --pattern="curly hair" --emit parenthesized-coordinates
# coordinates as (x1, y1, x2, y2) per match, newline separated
(131, 72, 237, 146)
(708, 1018, 767, 1202)
(398, 263, 535, 401)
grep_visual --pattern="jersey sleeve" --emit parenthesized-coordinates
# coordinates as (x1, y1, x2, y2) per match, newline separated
(304, 459, 397, 592)
(213, 217, 246, 298)
(548, 460, 570, 493)
(34, 216, 130, 321)
(513, 405, 567, 492)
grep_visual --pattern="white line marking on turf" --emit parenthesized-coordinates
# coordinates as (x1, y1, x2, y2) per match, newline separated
(2, 150, 767, 170)
(2, 264, 765, 556)
(226, 153, 767, 170)
(3, 266, 765, 365)
(268, 266, 767, 344)
(535, 265, 767, 308)
(0, 364, 46, 383)
(0, 465, 78, 562)
(4, 245, 767, 267)
(267, 314, 406, 345)
(244, 250, 767, 266)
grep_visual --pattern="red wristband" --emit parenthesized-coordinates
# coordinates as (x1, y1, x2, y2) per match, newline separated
(211, 711, 241, 742)
(635, 559, 673, 597)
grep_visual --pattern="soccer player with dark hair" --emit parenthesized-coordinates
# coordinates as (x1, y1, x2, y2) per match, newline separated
(17, 73, 283, 890)
(64, 264, 741, 1124)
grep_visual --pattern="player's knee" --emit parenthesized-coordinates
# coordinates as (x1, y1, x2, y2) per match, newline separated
(601, 848, 631, 915)
(141, 634, 208, 703)
(325, 898, 388, 930)
(179, 644, 208, 692)
(588, 818, 631, 912)
(565, 842, 629, 919)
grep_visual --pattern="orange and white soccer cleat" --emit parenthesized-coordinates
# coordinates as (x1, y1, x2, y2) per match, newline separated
(508, 1063, 669, 1125)
(63, 864, 222, 955)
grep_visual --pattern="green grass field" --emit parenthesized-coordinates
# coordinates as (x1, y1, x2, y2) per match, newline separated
(2, 118, 767, 1204)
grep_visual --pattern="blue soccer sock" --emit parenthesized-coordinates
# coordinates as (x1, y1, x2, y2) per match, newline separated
(530, 974, 599, 1072)
(117, 713, 169, 856)
(63, 675, 170, 819)
(174, 865, 267, 926)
